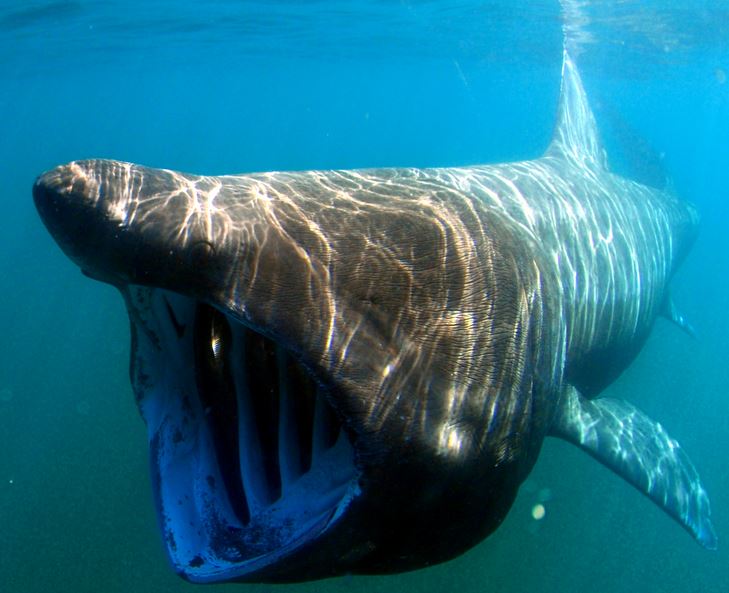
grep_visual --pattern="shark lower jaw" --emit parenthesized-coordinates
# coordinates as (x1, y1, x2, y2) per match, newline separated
(124, 287, 360, 583)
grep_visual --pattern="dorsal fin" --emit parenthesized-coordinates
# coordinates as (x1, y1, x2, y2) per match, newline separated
(545, 50, 608, 169)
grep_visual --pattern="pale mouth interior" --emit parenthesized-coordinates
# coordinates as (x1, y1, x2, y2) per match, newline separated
(128, 289, 358, 583)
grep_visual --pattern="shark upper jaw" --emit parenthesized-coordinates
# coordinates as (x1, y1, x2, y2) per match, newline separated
(126, 286, 360, 583)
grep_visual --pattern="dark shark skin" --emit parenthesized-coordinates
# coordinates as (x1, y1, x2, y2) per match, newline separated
(33, 54, 715, 583)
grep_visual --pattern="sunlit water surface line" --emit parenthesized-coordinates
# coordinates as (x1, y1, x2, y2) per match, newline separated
(1, 0, 728, 76)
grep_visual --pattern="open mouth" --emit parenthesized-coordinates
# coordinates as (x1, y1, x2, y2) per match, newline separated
(123, 287, 359, 583)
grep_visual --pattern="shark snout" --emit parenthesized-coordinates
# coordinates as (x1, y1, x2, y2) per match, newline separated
(33, 159, 245, 294)
(33, 162, 106, 268)
(33, 159, 163, 286)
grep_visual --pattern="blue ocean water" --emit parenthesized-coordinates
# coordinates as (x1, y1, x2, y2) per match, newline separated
(1, 1, 728, 592)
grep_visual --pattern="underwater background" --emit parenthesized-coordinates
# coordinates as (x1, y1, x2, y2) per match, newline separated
(1, 1, 728, 591)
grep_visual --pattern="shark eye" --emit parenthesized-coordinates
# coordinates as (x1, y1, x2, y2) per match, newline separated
(189, 239, 216, 268)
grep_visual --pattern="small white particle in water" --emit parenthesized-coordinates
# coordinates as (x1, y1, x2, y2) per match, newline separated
(9, 479, 13, 485)
(532, 504, 546, 520)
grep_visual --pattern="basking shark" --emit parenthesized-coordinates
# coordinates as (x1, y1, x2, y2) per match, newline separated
(33, 53, 715, 583)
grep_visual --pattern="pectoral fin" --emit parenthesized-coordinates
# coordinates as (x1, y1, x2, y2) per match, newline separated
(550, 385, 716, 549)
(661, 293, 697, 339)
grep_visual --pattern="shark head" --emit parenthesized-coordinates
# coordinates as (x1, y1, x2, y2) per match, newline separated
(34, 158, 549, 582)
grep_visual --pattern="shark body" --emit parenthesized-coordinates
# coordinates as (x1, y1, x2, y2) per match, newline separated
(33, 53, 715, 583)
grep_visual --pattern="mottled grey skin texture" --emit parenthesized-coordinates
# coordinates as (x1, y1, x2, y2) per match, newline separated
(33, 55, 714, 582)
